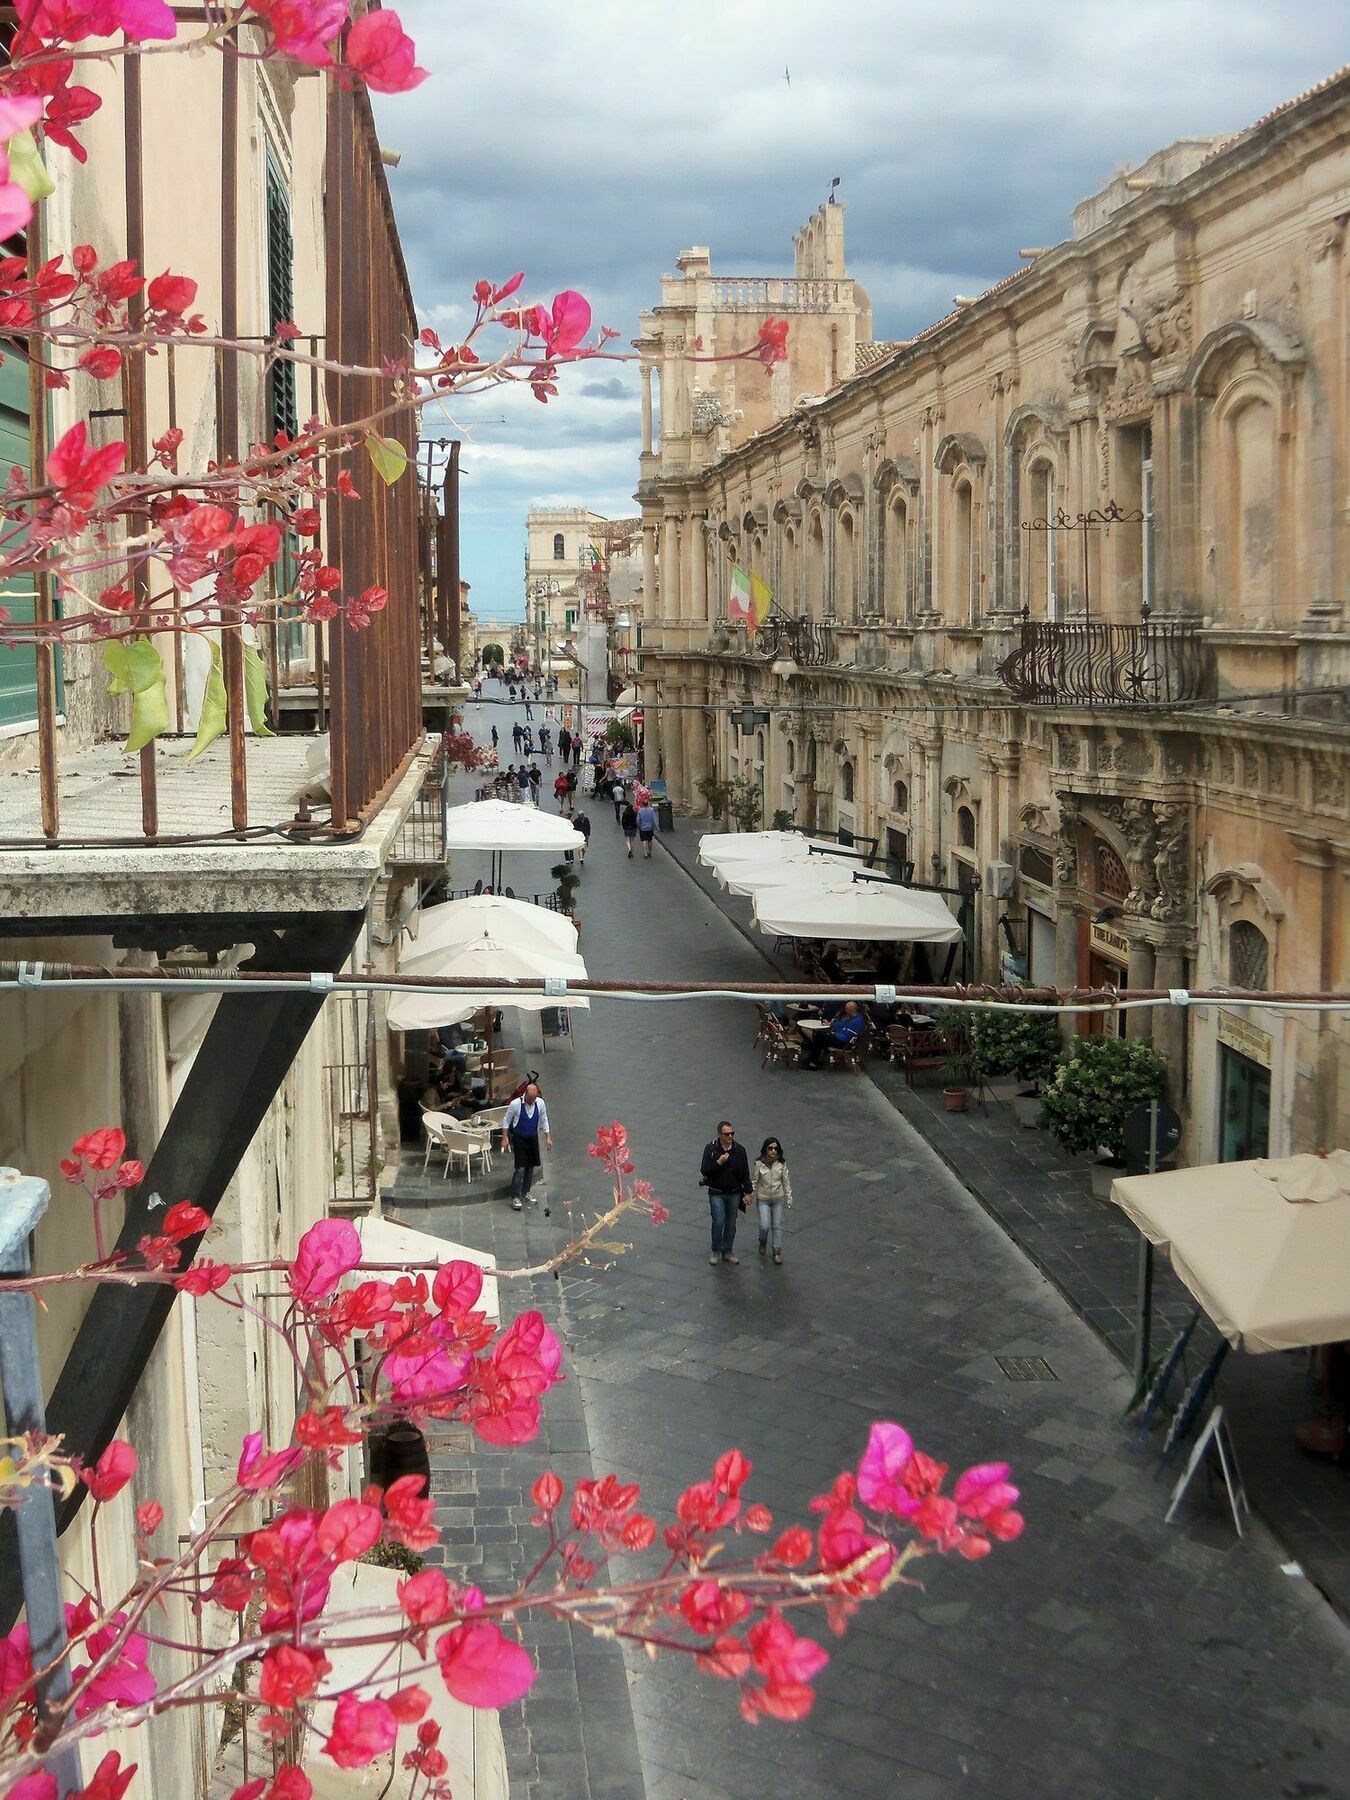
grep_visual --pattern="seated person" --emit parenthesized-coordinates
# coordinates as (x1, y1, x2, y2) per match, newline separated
(802, 999, 867, 1069)
(420, 1064, 478, 1119)
(818, 944, 844, 985)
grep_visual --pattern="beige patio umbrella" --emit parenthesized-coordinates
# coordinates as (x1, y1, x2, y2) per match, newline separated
(401, 894, 579, 970)
(1109, 1150, 1350, 1353)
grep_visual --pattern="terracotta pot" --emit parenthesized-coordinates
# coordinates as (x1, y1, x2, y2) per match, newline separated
(942, 1088, 969, 1113)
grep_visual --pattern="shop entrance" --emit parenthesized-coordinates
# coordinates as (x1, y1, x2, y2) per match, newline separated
(1220, 1047, 1270, 1163)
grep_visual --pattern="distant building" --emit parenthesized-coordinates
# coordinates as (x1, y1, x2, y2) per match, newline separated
(524, 507, 643, 699)
(635, 73, 1350, 1165)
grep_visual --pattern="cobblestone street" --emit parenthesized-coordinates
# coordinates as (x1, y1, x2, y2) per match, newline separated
(398, 703, 1350, 1800)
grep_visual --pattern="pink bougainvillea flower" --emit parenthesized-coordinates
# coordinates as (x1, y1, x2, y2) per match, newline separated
(71, 1617, 155, 1715)
(249, 0, 349, 67)
(146, 269, 196, 315)
(316, 1498, 382, 1563)
(161, 1201, 209, 1242)
(258, 1644, 328, 1711)
(71, 1127, 127, 1171)
(0, 177, 33, 242)
(345, 583, 387, 629)
(236, 1431, 305, 1493)
(113, 0, 176, 39)
(288, 1217, 361, 1302)
(0, 96, 45, 142)
(175, 1258, 232, 1296)
(432, 1258, 483, 1318)
(80, 1437, 137, 1502)
(135, 1500, 163, 1536)
(545, 289, 591, 356)
(382, 1473, 438, 1553)
(4, 1774, 57, 1800)
(345, 8, 427, 92)
(855, 1420, 916, 1517)
(756, 317, 790, 366)
(46, 422, 126, 510)
(397, 1566, 452, 1627)
(72, 1750, 137, 1800)
(435, 1621, 535, 1709)
(324, 1692, 397, 1768)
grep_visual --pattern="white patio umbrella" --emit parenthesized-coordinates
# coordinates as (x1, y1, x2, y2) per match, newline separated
(1110, 1151, 1350, 1354)
(698, 830, 867, 871)
(401, 894, 578, 970)
(386, 933, 589, 1036)
(444, 797, 584, 889)
(723, 859, 862, 900)
(752, 882, 963, 944)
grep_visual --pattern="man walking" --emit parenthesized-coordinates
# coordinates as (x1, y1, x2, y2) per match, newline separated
(636, 797, 658, 858)
(524, 693, 534, 720)
(528, 762, 543, 805)
(512, 721, 523, 755)
(611, 776, 625, 824)
(516, 763, 531, 804)
(573, 809, 591, 863)
(571, 735, 582, 769)
(490, 724, 499, 750)
(559, 725, 572, 764)
(502, 1082, 552, 1209)
(700, 1120, 752, 1265)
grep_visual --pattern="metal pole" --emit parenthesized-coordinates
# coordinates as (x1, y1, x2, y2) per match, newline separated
(1132, 1100, 1159, 1392)
(0, 1173, 84, 1798)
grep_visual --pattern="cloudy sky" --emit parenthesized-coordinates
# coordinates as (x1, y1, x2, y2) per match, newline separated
(376, 1, 1345, 621)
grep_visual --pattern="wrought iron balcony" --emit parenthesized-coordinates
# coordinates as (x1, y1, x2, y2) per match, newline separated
(757, 613, 835, 668)
(995, 614, 1210, 708)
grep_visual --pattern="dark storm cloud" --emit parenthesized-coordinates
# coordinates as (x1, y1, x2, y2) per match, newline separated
(377, 0, 1346, 613)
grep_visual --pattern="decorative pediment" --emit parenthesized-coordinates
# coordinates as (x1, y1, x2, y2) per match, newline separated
(934, 432, 987, 475)
(772, 497, 802, 527)
(742, 504, 769, 532)
(875, 455, 921, 495)
(1203, 864, 1285, 921)
(1005, 402, 1069, 447)
(794, 475, 826, 502)
(824, 473, 865, 509)
(1185, 317, 1306, 397)
(1073, 321, 1116, 381)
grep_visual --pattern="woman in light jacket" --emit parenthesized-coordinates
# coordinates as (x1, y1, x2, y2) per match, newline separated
(752, 1136, 793, 1265)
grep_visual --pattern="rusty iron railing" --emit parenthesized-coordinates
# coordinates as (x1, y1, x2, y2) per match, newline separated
(326, 992, 380, 1210)
(995, 616, 1210, 707)
(0, 70, 423, 851)
(388, 741, 448, 872)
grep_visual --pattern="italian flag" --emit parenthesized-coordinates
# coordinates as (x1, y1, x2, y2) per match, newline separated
(729, 564, 773, 629)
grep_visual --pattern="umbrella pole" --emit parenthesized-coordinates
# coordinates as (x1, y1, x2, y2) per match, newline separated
(1133, 1239, 1154, 1394)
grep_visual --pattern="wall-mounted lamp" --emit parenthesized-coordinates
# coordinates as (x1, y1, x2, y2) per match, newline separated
(769, 657, 799, 680)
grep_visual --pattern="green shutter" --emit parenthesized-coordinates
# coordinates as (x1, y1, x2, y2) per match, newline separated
(0, 353, 50, 729)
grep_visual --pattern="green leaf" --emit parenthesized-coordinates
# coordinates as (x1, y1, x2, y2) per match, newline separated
(186, 641, 227, 761)
(6, 130, 54, 205)
(242, 640, 275, 738)
(103, 637, 169, 753)
(364, 432, 408, 486)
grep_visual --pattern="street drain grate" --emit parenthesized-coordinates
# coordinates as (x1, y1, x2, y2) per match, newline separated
(996, 1355, 1058, 1382)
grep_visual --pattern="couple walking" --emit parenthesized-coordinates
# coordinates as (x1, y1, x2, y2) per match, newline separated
(699, 1122, 793, 1266)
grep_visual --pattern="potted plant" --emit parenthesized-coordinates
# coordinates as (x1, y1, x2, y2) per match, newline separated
(695, 773, 732, 822)
(939, 1012, 976, 1112)
(728, 776, 764, 832)
(551, 858, 580, 916)
(1039, 1035, 1168, 1197)
(771, 808, 795, 832)
(968, 1010, 1063, 1127)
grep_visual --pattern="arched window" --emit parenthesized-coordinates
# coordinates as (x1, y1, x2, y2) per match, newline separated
(892, 779, 909, 813)
(1229, 921, 1269, 991)
(835, 511, 856, 618)
(1094, 839, 1130, 902)
(1025, 462, 1056, 618)
(840, 760, 855, 803)
(1228, 398, 1276, 621)
(957, 804, 976, 849)
(884, 495, 909, 620)
(552, 532, 565, 560)
(780, 525, 797, 610)
(948, 481, 974, 621)
(785, 740, 795, 774)
(805, 513, 825, 616)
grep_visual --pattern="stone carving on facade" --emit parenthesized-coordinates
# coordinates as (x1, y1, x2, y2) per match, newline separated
(1140, 292, 1193, 360)
(1268, 753, 1287, 796)
(1054, 728, 1080, 771)
(1018, 802, 1051, 839)
(1094, 795, 1159, 915)
(691, 391, 725, 434)
(1054, 796, 1081, 887)
(1309, 218, 1346, 263)
(1312, 754, 1346, 813)
(1150, 802, 1191, 921)
(1242, 748, 1260, 789)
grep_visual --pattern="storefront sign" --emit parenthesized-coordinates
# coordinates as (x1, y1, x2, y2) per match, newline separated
(1089, 921, 1131, 963)
(1217, 1009, 1273, 1070)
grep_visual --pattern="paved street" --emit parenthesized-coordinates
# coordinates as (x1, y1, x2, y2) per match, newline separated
(402, 697, 1350, 1800)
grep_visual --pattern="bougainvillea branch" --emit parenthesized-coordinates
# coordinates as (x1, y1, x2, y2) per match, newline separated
(0, 1125, 1022, 1797)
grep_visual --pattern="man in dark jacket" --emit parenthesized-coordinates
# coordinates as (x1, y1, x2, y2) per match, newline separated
(700, 1121, 752, 1266)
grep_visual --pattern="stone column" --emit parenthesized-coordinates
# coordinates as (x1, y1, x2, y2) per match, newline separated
(919, 729, 943, 881)
(642, 522, 657, 616)
(1055, 905, 1080, 1041)
(658, 516, 677, 623)
(683, 689, 709, 810)
(659, 683, 682, 794)
(1152, 943, 1187, 1101)
(640, 363, 654, 457)
(1125, 931, 1157, 1043)
(690, 516, 708, 624)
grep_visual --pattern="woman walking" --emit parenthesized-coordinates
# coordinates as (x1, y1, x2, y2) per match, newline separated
(621, 798, 639, 858)
(752, 1137, 793, 1264)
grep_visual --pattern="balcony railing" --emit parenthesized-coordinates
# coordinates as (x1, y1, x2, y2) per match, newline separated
(995, 616, 1210, 708)
(758, 614, 835, 667)
(710, 277, 851, 311)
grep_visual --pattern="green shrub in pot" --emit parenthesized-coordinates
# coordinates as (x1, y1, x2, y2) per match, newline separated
(1040, 1035, 1167, 1160)
(969, 1010, 1063, 1086)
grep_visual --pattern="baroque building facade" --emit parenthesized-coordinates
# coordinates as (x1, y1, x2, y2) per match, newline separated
(635, 71, 1350, 1166)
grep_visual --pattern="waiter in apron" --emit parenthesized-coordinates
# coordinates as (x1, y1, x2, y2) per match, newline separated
(501, 1083, 552, 1211)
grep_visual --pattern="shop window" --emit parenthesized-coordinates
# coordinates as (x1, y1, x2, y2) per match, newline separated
(957, 804, 976, 849)
(1229, 920, 1269, 992)
(1094, 839, 1130, 901)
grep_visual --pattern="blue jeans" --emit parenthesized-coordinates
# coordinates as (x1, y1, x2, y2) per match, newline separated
(708, 1189, 740, 1254)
